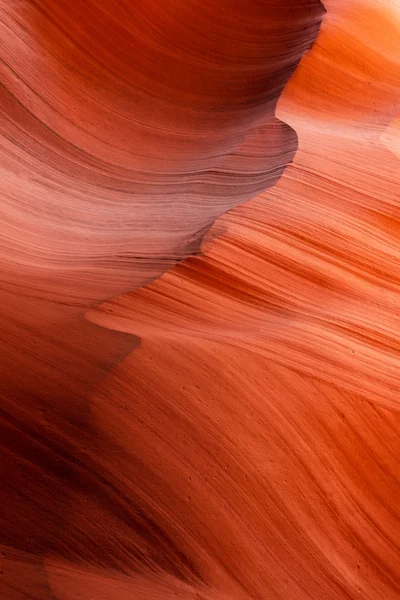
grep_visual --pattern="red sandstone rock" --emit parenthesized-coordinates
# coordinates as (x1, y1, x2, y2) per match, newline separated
(2, 0, 400, 598)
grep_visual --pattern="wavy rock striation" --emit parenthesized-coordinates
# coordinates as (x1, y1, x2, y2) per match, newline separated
(2, 0, 400, 599)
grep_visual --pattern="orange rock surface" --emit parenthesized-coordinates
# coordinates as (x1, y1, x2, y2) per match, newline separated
(1, 0, 400, 598)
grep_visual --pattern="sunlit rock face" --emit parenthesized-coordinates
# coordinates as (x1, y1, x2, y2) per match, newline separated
(1, 1, 400, 599)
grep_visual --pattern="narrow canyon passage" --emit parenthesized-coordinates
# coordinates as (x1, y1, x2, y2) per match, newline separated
(1, 0, 400, 599)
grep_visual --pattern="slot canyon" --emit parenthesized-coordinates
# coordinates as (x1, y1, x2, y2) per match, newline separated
(1, 0, 400, 598)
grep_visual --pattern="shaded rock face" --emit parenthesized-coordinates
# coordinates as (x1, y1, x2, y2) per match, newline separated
(3, 0, 400, 599)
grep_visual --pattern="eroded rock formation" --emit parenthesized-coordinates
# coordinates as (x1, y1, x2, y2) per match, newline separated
(1, 0, 400, 598)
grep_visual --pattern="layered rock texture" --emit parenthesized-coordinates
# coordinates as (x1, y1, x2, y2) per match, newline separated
(1, 0, 400, 598)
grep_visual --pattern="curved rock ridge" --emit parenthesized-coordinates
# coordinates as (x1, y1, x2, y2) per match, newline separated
(0, 0, 323, 305)
(91, 0, 400, 410)
(85, 1, 400, 599)
(0, 1, 327, 599)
